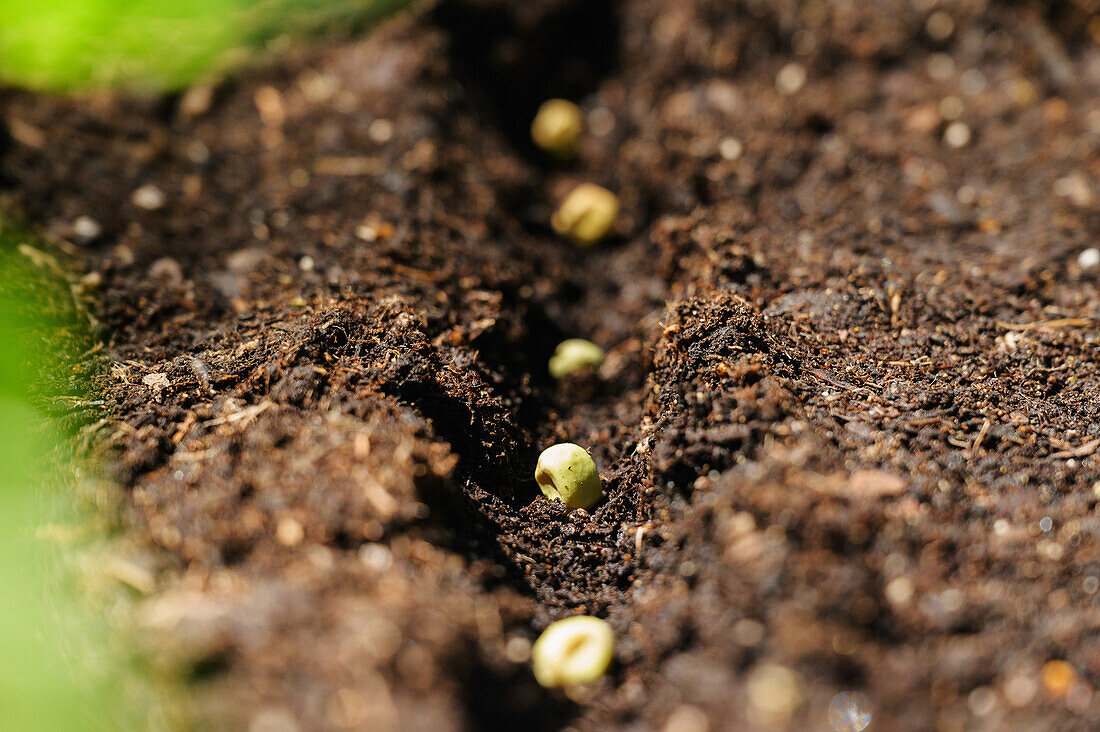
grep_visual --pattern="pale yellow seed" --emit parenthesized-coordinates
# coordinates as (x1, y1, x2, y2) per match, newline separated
(551, 183, 619, 246)
(535, 443, 602, 509)
(549, 339, 604, 379)
(531, 616, 614, 687)
(531, 99, 584, 158)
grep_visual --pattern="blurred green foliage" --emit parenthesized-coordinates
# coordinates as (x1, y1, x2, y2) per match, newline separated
(0, 224, 143, 730)
(0, 0, 412, 91)
(0, 1, 416, 726)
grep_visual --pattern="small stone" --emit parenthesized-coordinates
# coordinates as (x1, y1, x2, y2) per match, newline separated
(179, 85, 214, 118)
(1054, 173, 1093, 207)
(776, 63, 807, 95)
(718, 137, 743, 161)
(503, 635, 532, 664)
(885, 577, 915, 607)
(141, 373, 170, 399)
(149, 257, 183, 285)
(72, 215, 102, 240)
(132, 184, 166, 211)
(276, 517, 304, 547)
(1004, 673, 1038, 707)
(944, 121, 971, 148)
(968, 686, 997, 717)
(368, 118, 394, 144)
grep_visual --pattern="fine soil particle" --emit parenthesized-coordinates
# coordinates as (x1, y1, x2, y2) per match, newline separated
(4, 0, 1100, 729)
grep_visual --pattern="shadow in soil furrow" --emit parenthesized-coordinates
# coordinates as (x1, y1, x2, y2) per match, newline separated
(432, 0, 621, 161)
(460, 655, 577, 732)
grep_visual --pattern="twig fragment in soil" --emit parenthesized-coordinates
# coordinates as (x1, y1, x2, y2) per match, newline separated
(634, 523, 651, 556)
(1048, 439, 1100, 460)
(995, 318, 1093, 331)
(971, 419, 991, 452)
(810, 368, 874, 395)
(201, 400, 272, 428)
(312, 156, 384, 176)
(190, 357, 212, 394)
(50, 395, 105, 407)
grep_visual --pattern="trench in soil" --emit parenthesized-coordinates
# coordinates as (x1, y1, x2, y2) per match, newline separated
(394, 0, 657, 617)
(407, 1, 804, 629)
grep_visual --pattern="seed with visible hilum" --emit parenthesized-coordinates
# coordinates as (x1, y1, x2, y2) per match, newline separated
(535, 443, 602, 509)
(531, 615, 614, 687)
(551, 183, 619, 246)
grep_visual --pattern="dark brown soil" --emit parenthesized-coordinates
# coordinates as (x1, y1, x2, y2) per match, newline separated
(4, 0, 1100, 729)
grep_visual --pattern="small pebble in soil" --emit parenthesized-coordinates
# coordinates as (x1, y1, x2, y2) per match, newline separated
(775, 62, 806, 95)
(1004, 673, 1039, 707)
(535, 443, 602, 509)
(551, 183, 619, 246)
(531, 99, 584, 158)
(531, 616, 613, 688)
(718, 137, 743, 161)
(131, 184, 166, 210)
(71, 215, 102, 240)
(549, 338, 603, 379)
(368, 118, 394, 144)
(967, 686, 997, 717)
(148, 257, 183, 286)
(1054, 173, 1092, 207)
(943, 121, 971, 148)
